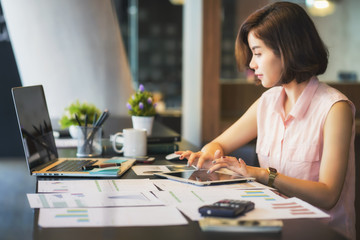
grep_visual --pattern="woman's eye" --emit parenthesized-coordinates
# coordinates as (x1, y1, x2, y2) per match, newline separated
(254, 53, 261, 56)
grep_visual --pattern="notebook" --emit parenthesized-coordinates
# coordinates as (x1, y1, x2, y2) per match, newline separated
(11, 85, 135, 177)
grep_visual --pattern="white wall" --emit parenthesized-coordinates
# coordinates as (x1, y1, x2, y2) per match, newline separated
(182, 0, 203, 147)
(313, 0, 360, 82)
(2, 0, 133, 119)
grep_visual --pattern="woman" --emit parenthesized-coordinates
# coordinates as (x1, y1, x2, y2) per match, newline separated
(177, 2, 355, 239)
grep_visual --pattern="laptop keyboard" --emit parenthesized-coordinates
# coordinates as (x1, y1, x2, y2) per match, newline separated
(47, 160, 98, 172)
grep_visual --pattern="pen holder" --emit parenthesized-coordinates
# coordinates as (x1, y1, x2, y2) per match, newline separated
(76, 126, 102, 157)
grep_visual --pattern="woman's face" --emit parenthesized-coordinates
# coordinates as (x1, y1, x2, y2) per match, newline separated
(248, 31, 283, 88)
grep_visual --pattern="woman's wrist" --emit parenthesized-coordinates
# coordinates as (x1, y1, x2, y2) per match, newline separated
(247, 166, 268, 184)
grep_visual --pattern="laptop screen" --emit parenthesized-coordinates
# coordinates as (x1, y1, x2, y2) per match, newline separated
(12, 85, 58, 172)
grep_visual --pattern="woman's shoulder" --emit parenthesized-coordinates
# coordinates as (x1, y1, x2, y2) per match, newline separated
(317, 82, 351, 103)
(315, 82, 355, 113)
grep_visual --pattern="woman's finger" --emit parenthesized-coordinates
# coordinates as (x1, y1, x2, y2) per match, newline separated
(197, 151, 217, 169)
(238, 158, 247, 168)
(178, 150, 193, 160)
(187, 151, 202, 166)
(175, 151, 185, 159)
(236, 158, 249, 176)
(207, 162, 229, 173)
(212, 156, 238, 165)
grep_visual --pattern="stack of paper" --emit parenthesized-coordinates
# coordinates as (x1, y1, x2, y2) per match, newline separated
(32, 179, 188, 228)
(30, 178, 329, 228)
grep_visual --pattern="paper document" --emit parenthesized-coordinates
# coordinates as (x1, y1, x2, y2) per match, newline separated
(151, 179, 200, 191)
(154, 188, 284, 221)
(132, 164, 195, 176)
(201, 181, 271, 190)
(132, 165, 172, 176)
(151, 179, 269, 191)
(27, 191, 163, 208)
(152, 188, 329, 221)
(38, 206, 188, 228)
(238, 197, 329, 220)
(37, 179, 157, 193)
(154, 188, 283, 206)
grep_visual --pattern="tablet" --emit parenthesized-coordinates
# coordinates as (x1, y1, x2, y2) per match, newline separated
(154, 169, 254, 186)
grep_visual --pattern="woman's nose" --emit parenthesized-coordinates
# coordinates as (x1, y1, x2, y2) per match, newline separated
(249, 56, 257, 70)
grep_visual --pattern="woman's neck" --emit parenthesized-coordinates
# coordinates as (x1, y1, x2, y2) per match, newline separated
(282, 79, 310, 116)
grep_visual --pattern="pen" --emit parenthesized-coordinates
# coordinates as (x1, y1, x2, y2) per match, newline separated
(84, 114, 88, 127)
(92, 112, 97, 126)
(86, 109, 110, 146)
(94, 109, 109, 127)
(75, 114, 82, 126)
(82, 163, 121, 171)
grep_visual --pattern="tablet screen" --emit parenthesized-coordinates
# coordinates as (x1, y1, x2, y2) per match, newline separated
(155, 169, 253, 186)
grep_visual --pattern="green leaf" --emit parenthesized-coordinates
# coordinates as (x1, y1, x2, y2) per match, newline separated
(59, 100, 101, 129)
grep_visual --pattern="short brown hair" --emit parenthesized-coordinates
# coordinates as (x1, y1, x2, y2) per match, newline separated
(235, 1, 328, 84)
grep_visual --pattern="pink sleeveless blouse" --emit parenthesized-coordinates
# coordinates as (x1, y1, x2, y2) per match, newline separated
(256, 77, 355, 239)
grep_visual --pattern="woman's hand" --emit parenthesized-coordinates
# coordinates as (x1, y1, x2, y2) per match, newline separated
(208, 156, 250, 177)
(175, 149, 222, 170)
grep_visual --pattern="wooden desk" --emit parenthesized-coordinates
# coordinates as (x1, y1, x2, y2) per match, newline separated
(0, 139, 348, 240)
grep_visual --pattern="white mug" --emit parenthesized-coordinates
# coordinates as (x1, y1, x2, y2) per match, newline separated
(112, 128, 147, 157)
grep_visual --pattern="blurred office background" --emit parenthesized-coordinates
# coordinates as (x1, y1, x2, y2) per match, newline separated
(1, 0, 359, 151)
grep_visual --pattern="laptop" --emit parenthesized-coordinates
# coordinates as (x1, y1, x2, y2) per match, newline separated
(11, 85, 135, 177)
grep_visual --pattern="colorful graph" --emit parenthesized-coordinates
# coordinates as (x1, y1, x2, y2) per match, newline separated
(50, 181, 69, 192)
(271, 202, 315, 215)
(55, 209, 89, 222)
(240, 190, 276, 201)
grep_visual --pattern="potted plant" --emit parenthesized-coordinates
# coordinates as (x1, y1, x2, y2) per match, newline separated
(126, 84, 156, 135)
(59, 100, 101, 138)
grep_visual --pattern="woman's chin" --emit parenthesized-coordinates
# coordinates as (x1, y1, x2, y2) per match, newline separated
(261, 80, 277, 88)
(260, 81, 270, 88)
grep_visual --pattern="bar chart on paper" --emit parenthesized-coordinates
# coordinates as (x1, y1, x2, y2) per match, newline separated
(240, 190, 278, 201)
(37, 179, 158, 193)
(38, 206, 188, 228)
(37, 180, 121, 193)
(54, 209, 90, 223)
(236, 197, 329, 221)
(270, 199, 325, 216)
(27, 191, 163, 208)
